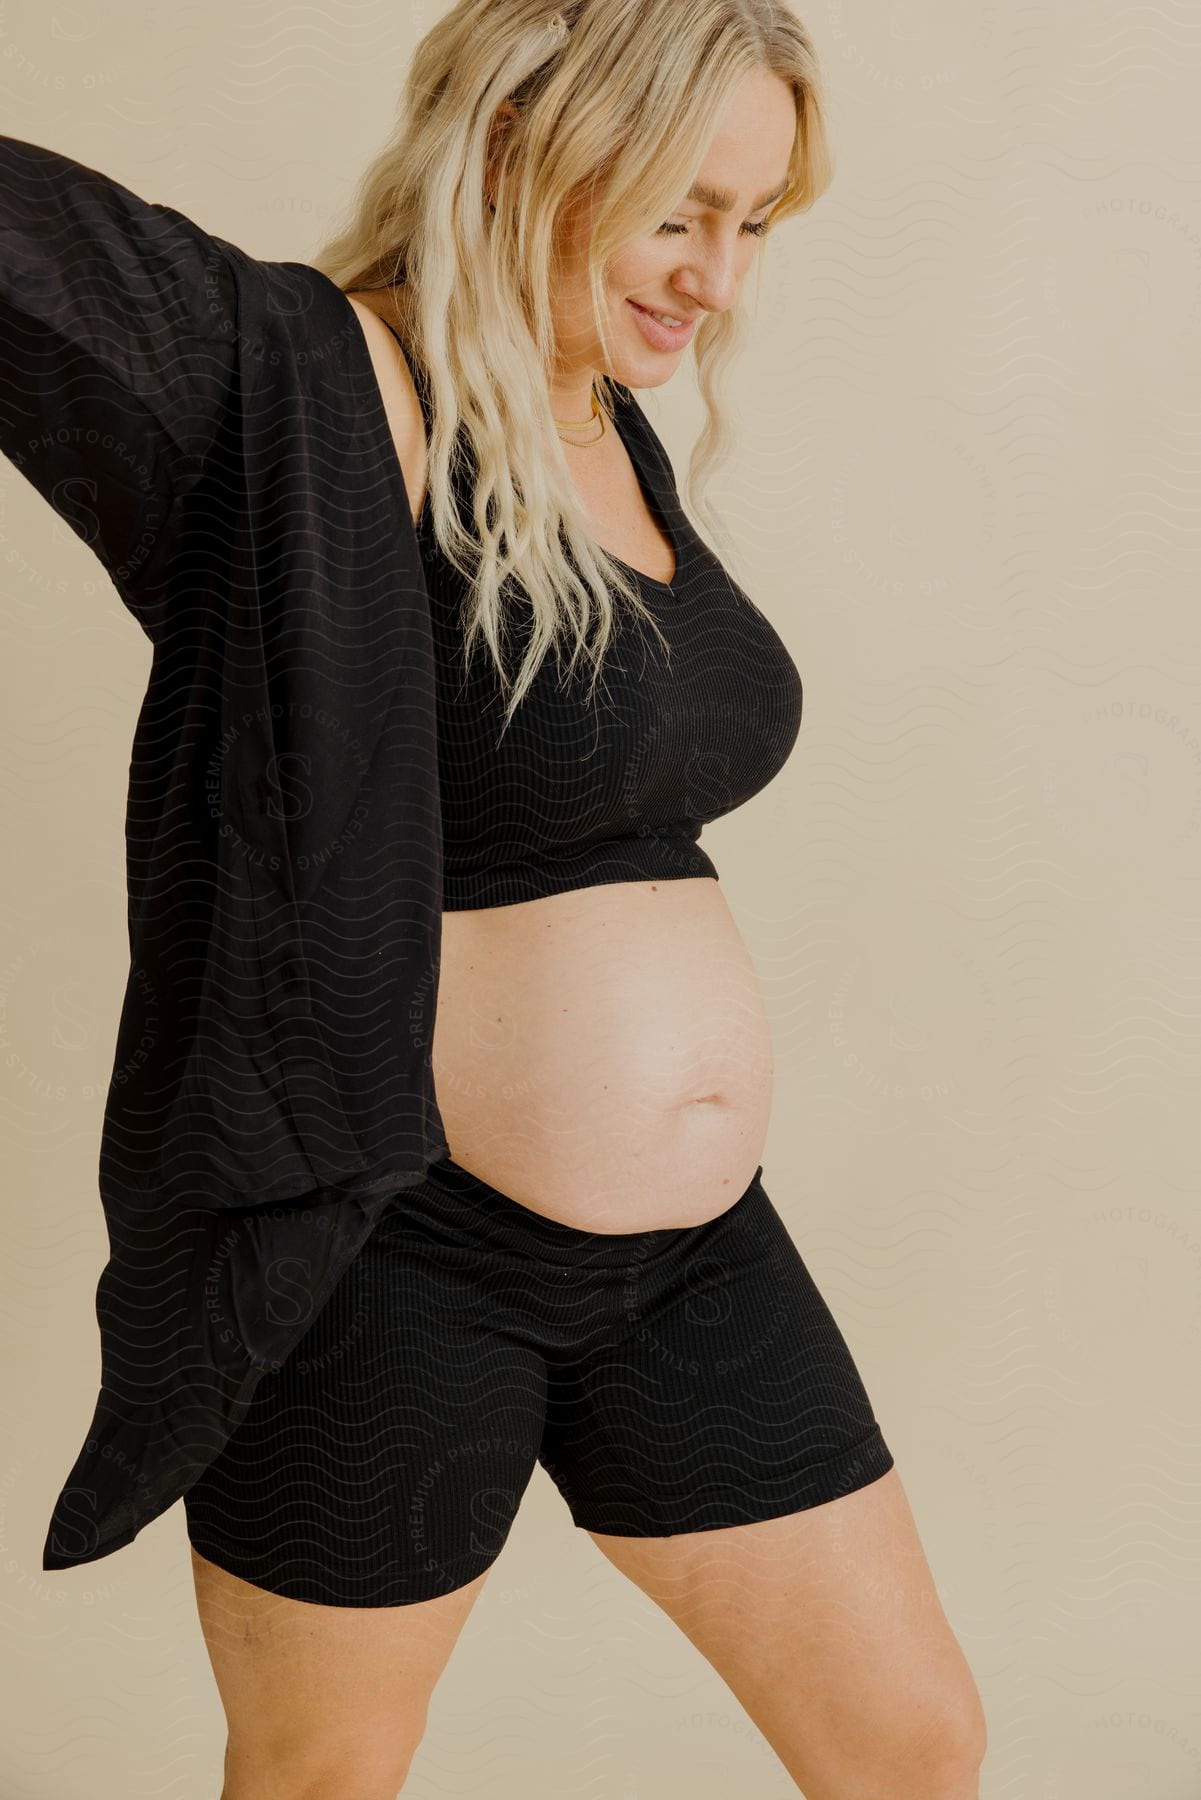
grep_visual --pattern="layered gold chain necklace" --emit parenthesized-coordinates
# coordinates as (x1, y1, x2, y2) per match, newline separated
(552, 383, 606, 446)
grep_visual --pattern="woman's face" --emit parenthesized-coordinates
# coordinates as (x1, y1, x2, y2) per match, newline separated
(549, 67, 798, 407)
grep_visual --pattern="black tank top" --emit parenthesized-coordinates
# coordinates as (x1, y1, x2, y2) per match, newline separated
(378, 319, 803, 910)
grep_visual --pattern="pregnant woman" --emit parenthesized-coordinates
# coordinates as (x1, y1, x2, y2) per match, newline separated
(2, 2, 987, 1796)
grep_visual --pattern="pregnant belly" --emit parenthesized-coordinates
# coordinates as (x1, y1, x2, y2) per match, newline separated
(431, 879, 775, 1232)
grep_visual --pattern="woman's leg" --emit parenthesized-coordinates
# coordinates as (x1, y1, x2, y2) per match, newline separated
(183, 1170, 551, 1796)
(538, 1165, 986, 1797)
(192, 1548, 490, 1800)
(586, 1469, 986, 1800)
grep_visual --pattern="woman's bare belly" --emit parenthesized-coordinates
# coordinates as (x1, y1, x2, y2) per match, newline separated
(431, 877, 774, 1232)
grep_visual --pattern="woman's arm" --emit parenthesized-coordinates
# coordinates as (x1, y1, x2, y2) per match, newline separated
(0, 135, 239, 601)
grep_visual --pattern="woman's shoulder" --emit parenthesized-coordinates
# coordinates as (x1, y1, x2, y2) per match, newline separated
(344, 289, 429, 526)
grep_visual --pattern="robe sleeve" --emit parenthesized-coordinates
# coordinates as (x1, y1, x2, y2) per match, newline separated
(0, 134, 238, 614)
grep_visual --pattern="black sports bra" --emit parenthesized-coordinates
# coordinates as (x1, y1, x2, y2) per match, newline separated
(377, 316, 803, 910)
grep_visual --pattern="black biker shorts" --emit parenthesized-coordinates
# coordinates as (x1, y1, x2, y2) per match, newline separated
(182, 1157, 894, 1608)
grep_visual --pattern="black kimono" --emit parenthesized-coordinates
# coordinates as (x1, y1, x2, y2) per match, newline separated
(0, 136, 451, 1571)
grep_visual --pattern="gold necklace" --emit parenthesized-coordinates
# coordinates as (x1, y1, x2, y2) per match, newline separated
(553, 385, 607, 447)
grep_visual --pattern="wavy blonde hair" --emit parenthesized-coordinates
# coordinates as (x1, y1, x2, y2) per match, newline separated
(312, 0, 833, 734)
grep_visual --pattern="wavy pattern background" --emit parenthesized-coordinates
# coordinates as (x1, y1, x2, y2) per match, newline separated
(2, 0, 1199, 1795)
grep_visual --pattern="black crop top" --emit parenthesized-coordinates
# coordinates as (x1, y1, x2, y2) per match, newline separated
(381, 320, 803, 910)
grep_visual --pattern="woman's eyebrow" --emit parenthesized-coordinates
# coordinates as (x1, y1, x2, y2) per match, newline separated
(686, 178, 789, 212)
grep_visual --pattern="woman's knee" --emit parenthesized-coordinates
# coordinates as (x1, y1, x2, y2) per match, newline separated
(220, 1726, 423, 1800)
(881, 1680, 988, 1797)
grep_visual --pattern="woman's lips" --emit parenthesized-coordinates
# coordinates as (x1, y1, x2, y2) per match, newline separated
(628, 298, 697, 351)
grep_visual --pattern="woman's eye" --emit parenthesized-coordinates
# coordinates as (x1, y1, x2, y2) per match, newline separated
(655, 219, 769, 238)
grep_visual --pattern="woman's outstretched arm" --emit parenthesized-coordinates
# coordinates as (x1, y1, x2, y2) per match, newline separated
(0, 134, 239, 612)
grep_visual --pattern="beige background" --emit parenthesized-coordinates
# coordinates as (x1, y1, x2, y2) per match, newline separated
(3, 1, 1200, 1795)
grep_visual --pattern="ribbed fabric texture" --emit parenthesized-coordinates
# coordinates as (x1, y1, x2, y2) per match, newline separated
(182, 1160, 893, 1607)
(382, 325, 804, 910)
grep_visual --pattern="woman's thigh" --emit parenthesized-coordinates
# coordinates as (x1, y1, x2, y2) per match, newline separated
(532, 1165, 982, 1795)
(190, 1543, 492, 1796)
(182, 1177, 564, 1787)
(585, 1469, 986, 1799)
(182, 1180, 550, 1608)
(536, 1166, 895, 1535)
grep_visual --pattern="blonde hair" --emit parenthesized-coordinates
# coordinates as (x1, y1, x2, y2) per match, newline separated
(312, 0, 833, 734)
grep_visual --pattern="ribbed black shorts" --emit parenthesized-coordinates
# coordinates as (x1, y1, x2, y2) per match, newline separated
(182, 1158, 894, 1608)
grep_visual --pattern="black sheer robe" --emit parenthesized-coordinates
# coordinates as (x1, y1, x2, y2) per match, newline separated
(0, 136, 449, 1571)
